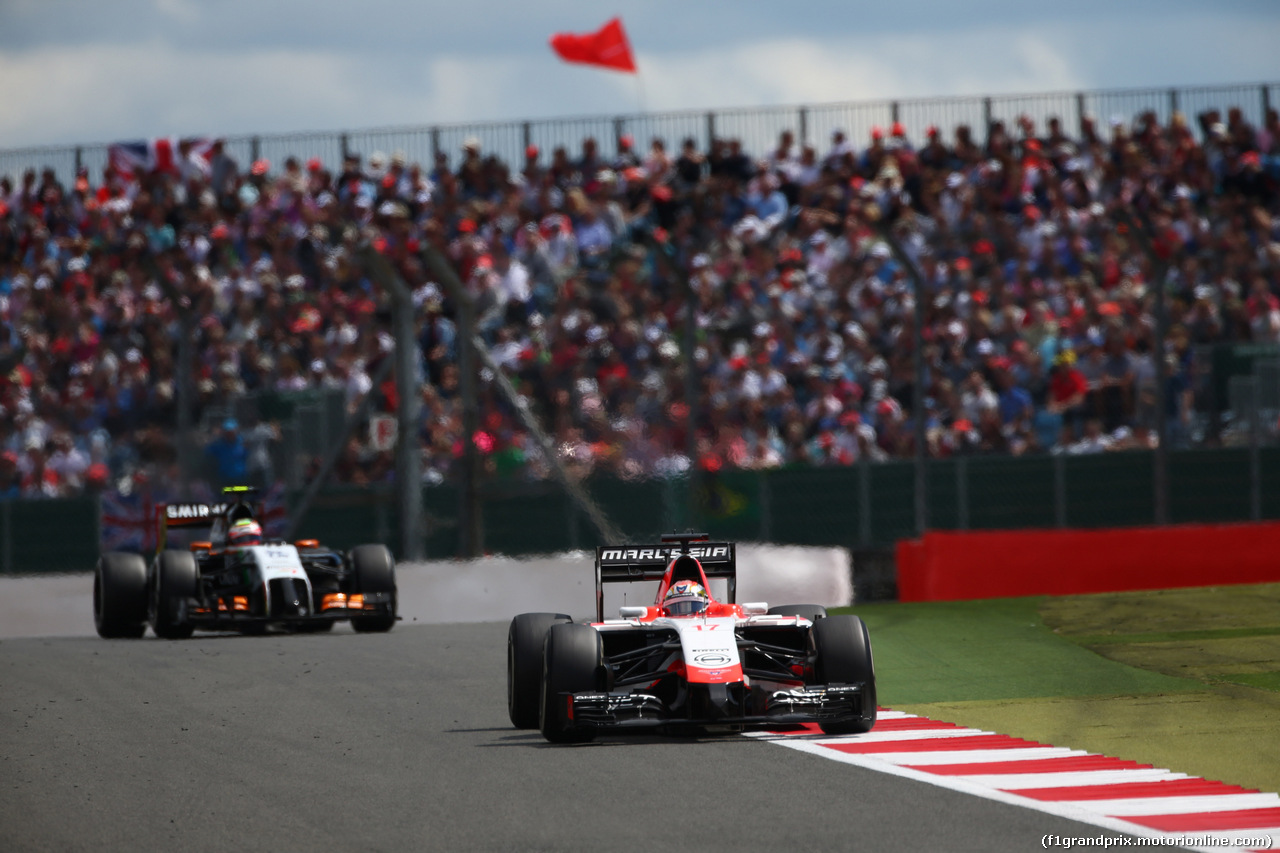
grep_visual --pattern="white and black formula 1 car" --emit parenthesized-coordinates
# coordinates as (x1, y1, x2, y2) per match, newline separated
(507, 533, 876, 743)
(93, 486, 397, 639)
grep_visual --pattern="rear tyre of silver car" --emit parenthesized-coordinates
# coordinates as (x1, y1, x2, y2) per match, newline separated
(767, 604, 828, 621)
(349, 544, 397, 633)
(811, 614, 877, 735)
(94, 552, 148, 639)
(151, 550, 199, 639)
(539, 622, 602, 744)
(508, 612, 572, 728)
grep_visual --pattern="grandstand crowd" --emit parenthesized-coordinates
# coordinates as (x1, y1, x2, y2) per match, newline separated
(1, 103, 1279, 498)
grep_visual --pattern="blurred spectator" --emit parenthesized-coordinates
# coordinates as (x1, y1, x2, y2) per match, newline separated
(205, 419, 247, 486)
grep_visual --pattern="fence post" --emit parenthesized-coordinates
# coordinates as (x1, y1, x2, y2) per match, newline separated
(93, 493, 101, 563)
(2, 500, 11, 574)
(1076, 92, 1087, 136)
(1054, 454, 1067, 528)
(891, 100, 900, 126)
(1251, 399, 1263, 521)
(956, 456, 969, 531)
(340, 134, 350, 161)
(250, 136, 261, 164)
(568, 488, 581, 551)
(858, 456, 872, 547)
(983, 97, 993, 141)
(798, 106, 808, 146)
(74, 147, 83, 176)
(874, 221, 928, 537)
(1117, 208, 1170, 524)
(613, 116, 625, 151)
(430, 128, 441, 165)
(1264, 85, 1273, 120)
(375, 489, 390, 546)
(758, 472, 772, 543)
(522, 121, 532, 154)
(705, 112, 716, 149)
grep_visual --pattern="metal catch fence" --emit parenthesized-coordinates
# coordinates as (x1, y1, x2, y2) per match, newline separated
(1, 82, 1275, 182)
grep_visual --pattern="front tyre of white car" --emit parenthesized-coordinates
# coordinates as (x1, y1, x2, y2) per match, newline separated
(811, 614, 877, 734)
(349, 544, 396, 633)
(539, 622, 602, 744)
(508, 612, 572, 728)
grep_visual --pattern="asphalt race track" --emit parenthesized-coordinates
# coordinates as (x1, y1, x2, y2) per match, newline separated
(2, 623, 1130, 853)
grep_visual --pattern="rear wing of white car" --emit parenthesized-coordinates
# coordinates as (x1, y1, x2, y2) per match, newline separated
(594, 533, 736, 621)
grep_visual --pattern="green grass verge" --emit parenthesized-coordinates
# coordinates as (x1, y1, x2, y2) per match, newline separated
(1070, 626, 1280, 646)
(837, 597, 1199, 706)
(1225, 672, 1280, 691)
(834, 585, 1280, 793)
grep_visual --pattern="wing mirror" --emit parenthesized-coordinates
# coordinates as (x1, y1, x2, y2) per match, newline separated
(741, 602, 769, 615)
(619, 606, 649, 619)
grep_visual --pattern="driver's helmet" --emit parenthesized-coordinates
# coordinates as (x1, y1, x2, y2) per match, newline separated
(227, 518, 263, 548)
(663, 580, 709, 616)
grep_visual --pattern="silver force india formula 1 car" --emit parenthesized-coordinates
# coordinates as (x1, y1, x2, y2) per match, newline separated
(508, 533, 876, 743)
(93, 487, 397, 638)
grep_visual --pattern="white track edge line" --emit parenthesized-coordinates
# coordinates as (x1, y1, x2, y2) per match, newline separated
(1066, 793, 1280, 817)
(803, 727, 991, 744)
(967, 769, 1192, 789)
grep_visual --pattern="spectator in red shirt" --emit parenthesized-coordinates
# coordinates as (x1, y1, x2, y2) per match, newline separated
(1047, 350, 1089, 436)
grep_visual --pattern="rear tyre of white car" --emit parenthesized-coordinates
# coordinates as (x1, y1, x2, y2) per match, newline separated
(768, 604, 827, 621)
(94, 552, 147, 639)
(151, 550, 198, 640)
(349, 544, 396, 633)
(811, 614, 877, 735)
(540, 622, 602, 743)
(508, 612, 572, 728)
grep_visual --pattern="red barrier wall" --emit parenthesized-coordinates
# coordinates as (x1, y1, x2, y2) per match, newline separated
(895, 522, 1280, 602)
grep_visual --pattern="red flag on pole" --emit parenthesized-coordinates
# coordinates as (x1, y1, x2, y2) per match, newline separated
(549, 17, 637, 73)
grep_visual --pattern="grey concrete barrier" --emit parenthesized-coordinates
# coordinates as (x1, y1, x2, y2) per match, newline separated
(0, 544, 851, 639)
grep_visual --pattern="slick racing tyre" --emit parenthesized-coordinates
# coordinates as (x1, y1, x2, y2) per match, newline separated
(811, 614, 877, 735)
(540, 622, 603, 744)
(508, 613, 572, 728)
(151, 550, 199, 640)
(94, 552, 148, 639)
(767, 604, 828, 621)
(349, 544, 397, 633)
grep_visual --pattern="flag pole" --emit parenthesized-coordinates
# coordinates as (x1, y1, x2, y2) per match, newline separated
(633, 64, 647, 116)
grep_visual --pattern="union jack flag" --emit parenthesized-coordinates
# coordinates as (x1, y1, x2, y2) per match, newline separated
(99, 481, 291, 553)
(108, 137, 215, 181)
(258, 482, 288, 539)
(99, 488, 157, 553)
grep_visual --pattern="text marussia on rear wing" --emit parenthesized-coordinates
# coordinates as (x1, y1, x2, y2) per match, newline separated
(594, 540, 736, 621)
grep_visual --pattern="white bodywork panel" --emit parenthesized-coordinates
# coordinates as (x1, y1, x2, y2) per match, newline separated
(241, 545, 312, 612)
(664, 615, 741, 672)
(243, 545, 307, 582)
(595, 611, 814, 681)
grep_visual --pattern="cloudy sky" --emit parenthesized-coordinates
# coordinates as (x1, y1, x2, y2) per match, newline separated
(1, 0, 1277, 150)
